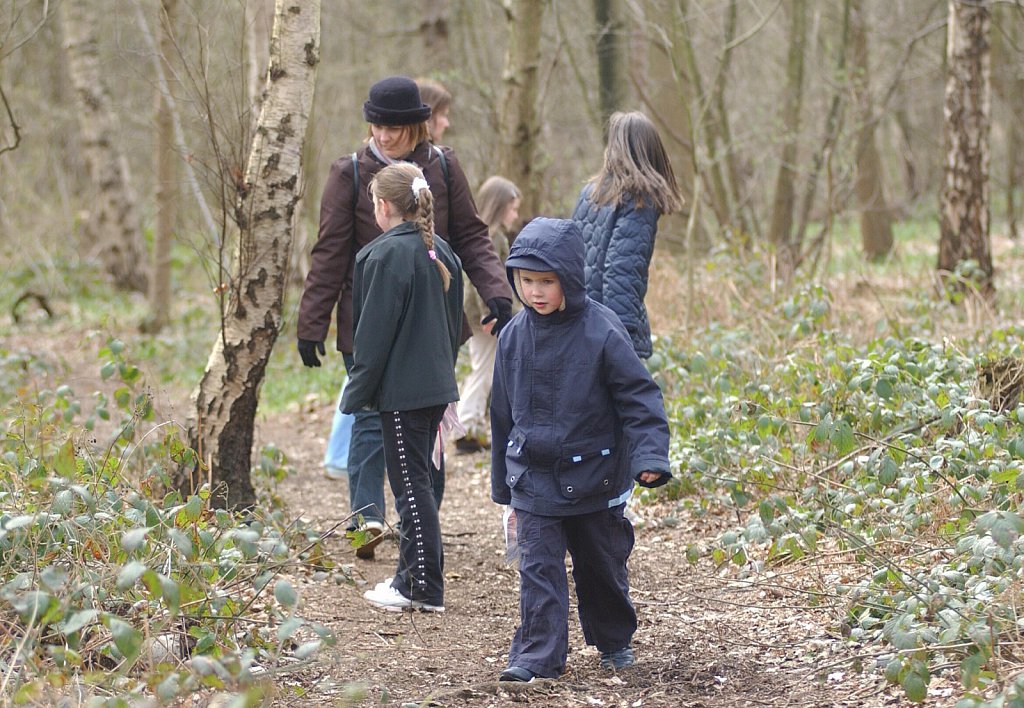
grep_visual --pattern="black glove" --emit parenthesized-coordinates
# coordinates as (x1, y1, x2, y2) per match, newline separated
(636, 471, 671, 489)
(482, 297, 513, 336)
(297, 339, 325, 368)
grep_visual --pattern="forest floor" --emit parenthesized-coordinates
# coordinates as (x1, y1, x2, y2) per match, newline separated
(4, 324, 962, 707)
(257, 401, 959, 708)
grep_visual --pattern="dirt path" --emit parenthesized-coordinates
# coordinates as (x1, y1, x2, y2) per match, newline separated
(260, 404, 952, 707)
(1, 325, 955, 706)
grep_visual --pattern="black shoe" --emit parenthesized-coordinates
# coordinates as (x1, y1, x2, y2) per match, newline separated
(498, 666, 535, 682)
(455, 436, 484, 454)
(599, 646, 635, 670)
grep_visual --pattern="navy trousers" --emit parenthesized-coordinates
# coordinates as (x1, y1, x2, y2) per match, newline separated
(381, 405, 447, 606)
(508, 505, 637, 678)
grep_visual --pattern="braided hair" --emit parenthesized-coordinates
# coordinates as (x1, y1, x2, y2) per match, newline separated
(369, 163, 451, 291)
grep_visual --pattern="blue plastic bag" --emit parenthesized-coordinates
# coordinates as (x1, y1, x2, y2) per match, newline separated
(324, 378, 353, 476)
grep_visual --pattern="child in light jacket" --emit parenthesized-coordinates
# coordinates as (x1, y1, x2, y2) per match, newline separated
(490, 217, 671, 680)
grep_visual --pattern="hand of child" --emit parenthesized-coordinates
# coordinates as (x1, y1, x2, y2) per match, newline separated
(637, 470, 670, 488)
(481, 319, 496, 335)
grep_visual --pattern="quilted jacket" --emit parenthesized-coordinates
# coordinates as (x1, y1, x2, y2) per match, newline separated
(490, 218, 671, 516)
(571, 184, 660, 359)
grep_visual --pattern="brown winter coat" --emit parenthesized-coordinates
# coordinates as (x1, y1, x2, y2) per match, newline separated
(298, 141, 513, 353)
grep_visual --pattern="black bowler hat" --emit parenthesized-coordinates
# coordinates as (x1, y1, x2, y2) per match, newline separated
(363, 76, 432, 126)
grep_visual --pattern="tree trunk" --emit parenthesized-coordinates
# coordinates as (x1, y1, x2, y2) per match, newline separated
(246, 0, 273, 111)
(420, 0, 451, 71)
(146, 0, 179, 334)
(497, 0, 545, 219)
(991, 4, 1023, 240)
(177, 0, 320, 510)
(767, 0, 809, 278)
(794, 0, 851, 259)
(594, 0, 625, 129)
(938, 0, 993, 294)
(850, 0, 893, 260)
(59, 0, 149, 293)
(632, 0, 701, 251)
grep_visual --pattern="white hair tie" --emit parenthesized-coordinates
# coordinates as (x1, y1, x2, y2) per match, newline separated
(411, 177, 429, 197)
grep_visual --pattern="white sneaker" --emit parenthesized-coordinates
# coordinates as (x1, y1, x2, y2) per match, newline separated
(373, 576, 394, 591)
(323, 465, 347, 480)
(363, 584, 444, 613)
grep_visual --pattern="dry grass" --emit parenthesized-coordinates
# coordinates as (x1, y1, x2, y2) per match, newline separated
(647, 230, 1024, 350)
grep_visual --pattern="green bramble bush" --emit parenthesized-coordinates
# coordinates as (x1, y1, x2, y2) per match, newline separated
(651, 279, 1024, 705)
(0, 341, 344, 706)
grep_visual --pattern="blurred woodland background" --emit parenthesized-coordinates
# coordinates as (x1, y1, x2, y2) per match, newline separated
(6, 3, 1024, 703)
(2, 0, 1021, 314)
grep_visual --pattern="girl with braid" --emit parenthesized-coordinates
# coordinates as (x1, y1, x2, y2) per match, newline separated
(342, 162, 463, 612)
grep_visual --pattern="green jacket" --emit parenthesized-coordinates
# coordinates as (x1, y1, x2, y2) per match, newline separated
(342, 221, 463, 413)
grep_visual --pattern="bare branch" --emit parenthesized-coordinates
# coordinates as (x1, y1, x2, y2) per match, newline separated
(0, 81, 22, 157)
(129, 0, 220, 247)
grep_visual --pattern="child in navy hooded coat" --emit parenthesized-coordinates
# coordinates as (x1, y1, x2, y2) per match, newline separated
(490, 217, 671, 681)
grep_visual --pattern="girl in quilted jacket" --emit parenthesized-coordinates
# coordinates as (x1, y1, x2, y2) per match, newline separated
(571, 111, 682, 359)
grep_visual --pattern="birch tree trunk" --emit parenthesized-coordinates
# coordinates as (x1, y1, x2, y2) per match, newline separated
(60, 0, 149, 293)
(938, 0, 993, 294)
(497, 0, 545, 219)
(146, 0, 178, 333)
(177, 0, 320, 510)
(850, 0, 893, 260)
(767, 0, 808, 278)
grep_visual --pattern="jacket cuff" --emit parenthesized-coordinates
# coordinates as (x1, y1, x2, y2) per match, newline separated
(630, 456, 670, 478)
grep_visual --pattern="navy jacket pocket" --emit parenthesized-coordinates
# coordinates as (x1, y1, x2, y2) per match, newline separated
(505, 428, 529, 490)
(557, 434, 618, 499)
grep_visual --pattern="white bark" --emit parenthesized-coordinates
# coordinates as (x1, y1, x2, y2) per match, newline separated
(180, 0, 321, 509)
(60, 0, 149, 293)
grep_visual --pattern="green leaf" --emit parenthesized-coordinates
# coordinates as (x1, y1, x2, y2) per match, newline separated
(961, 652, 985, 689)
(294, 640, 321, 659)
(884, 658, 902, 684)
(159, 575, 180, 613)
(121, 527, 152, 553)
(274, 580, 298, 608)
(100, 362, 116, 380)
(61, 609, 98, 636)
(167, 528, 194, 558)
(106, 617, 142, 663)
(116, 561, 149, 590)
(875, 378, 894, 399)
(4, 514, 37, 531)
(902, 672, 927, 703)
(53, 439, 77, 478)
(278, 617, 303, 641)
(12, 591, 54, 623)
(177, 496, 202, 525)
(830, 420, 856, 455)
(878, 455, 899, 486)
(813, 416, 833, 444)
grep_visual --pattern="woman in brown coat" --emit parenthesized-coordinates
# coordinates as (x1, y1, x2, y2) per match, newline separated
(297, 76, 514, 555)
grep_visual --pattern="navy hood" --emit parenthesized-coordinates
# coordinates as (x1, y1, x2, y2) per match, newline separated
(506, 217, 587, 318)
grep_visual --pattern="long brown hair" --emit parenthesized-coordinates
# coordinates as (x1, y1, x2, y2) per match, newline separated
(415, 77, 452, 114)
(476, 176, 521, 235)
(369, 163, 452, 291)
(587, 111, 682, 214)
